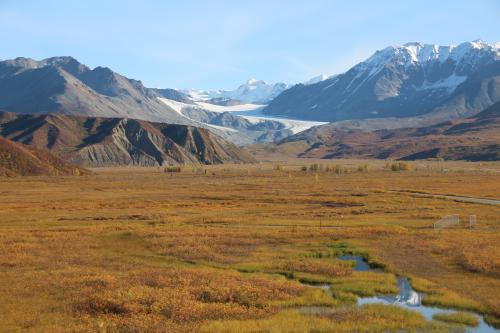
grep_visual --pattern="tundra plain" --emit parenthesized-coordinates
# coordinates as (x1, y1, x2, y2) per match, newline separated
(0, 160, 499, 332)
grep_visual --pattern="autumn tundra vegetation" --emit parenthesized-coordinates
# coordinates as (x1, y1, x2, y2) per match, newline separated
(0, 160, 499, 332)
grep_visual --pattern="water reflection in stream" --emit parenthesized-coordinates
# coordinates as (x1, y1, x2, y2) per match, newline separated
(357, 276, 497, 332)
(360, 277, 422, 307)
(338, 255, 371, 271)
(299, 255, 499, 333)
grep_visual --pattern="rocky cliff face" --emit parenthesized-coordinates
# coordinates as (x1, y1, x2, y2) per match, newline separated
(0, 111, 256, 167)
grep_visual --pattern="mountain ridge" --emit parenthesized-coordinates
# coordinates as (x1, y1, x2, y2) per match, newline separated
(0, 111, 256, 167)
(2, 40, 500, 150)
(263, 40, 500, 123)
(0, 56, 187, 124)
(249, 101, 500, 161)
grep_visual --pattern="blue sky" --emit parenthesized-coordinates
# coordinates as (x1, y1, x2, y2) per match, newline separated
(1, 0, 499, 90)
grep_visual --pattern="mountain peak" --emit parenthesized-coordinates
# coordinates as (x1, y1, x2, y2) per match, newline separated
(403, 42, 423, 47)
(3, 57, 39, 69)
(264, 40, 500, 122)
(42, 56, 80, 65)
(471, 39, 487, 47)
(182, 79, 289, 104)
(246, 78, 260, 85)
(363, 40, 499, 68)
(0, 56, 185, 123)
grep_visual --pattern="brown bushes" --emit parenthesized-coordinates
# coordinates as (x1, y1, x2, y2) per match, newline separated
(164, 166, 182, 173)
(72, 268, 303, 325)
(387, 162, 412, 171)
(75, 295, 129, 315)
(461, 243, 500, 276)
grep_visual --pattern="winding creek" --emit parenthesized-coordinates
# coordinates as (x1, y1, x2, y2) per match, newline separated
(299, 255, 499, 333)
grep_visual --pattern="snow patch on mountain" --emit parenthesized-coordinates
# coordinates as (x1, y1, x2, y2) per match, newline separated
(232, 109, 328, 134)
(304, 74, 330, 85)
(158, 98, 237, 132)
(346, 40, 500, 97)
(182, 79, 289, 104)
(158, 97, 324, 135)
(364, 40, 499, 67)
(194, 101, 265, 113)
(418, 74, 467, 92)
(157, 97, 185, 115)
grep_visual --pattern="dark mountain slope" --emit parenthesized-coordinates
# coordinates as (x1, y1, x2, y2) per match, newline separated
(249, 102, 500, 161)
(0, 57, 186, 124)
(0, 111, 256, 167)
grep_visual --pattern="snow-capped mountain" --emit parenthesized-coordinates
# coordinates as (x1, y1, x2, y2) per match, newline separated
(182, 79, 289, 104)
(264, 40, 500, 122)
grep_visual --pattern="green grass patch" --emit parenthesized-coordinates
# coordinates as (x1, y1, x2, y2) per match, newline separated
(484, 315, 500, 329)
(276, 288, 339, 308)
(330, 289, 358, 304)
(410, 277, 483, 314)
(432, 311, 479, 327)
(329, 272, 398, 297)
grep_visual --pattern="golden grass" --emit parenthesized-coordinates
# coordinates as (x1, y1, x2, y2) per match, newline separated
(432, 311, 480, 327)
(0, 160, 498, 331)
(201, 304, 454, 333)
(279, 258, 352, 277)
(275, 288, 340, 308)
(329, 271, 399, 297)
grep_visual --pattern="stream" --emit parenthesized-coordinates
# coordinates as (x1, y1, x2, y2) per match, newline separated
(299, 255, 499, 333)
